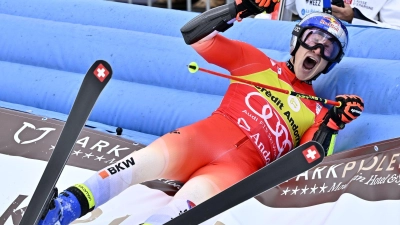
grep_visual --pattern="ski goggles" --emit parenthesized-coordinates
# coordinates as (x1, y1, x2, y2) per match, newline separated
(298, 28, 343, 62)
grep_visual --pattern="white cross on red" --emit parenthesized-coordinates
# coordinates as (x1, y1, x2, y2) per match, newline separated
(302, 146, 321, 163)
(306, 149, 317, 159)
(93, 63, 109, 82)
(97, 68, 106, 78)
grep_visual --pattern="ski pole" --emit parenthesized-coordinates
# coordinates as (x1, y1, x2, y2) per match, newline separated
(187, 62, 341, 107)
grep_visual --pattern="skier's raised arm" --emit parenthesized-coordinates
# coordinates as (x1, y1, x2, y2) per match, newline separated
(180, 0, 279, 45)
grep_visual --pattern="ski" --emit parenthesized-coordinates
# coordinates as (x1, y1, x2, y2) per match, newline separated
(19, 60, 112, 225)
(165, 141, 325, 225)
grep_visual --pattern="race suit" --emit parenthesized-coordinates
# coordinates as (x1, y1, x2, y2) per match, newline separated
(192, 34, 327, 165)
(67, 34, 331, 212)
(82, 34, 330, 202)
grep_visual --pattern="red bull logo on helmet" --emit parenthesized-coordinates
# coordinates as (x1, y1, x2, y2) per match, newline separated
(320, 16, 340, 32)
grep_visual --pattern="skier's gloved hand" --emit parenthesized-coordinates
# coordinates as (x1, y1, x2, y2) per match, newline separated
(39, 184, 95, 225)
(324, 94, 364, 130)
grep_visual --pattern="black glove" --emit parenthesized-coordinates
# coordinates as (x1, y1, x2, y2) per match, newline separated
(324, 95, 364, 130)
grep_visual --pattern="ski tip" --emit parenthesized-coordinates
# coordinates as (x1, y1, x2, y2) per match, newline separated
(89, 60, 113, 83)
(300, 141, 325, 165)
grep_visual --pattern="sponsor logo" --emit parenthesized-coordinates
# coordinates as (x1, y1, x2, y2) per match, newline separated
(302, 145, 321, 163)
(279, 151, 400, 198)
(244, 91, 292, 161)
(158, 179, 182, 190)
(74, 184, 95, 209)
(99, 157, 135, 179)
(350, 108, 362, 115)
(305, 0, 321, 6)
(76, 137, 131, 157)
(325, 16, 339, 25)
(93, 63, 110, 82)
(288, 96, 301, 112)
(301, 8, 319, 16)
(14, 122, 56, 144)
(320, 16, 340, 32)
(255, 87, 284, 110)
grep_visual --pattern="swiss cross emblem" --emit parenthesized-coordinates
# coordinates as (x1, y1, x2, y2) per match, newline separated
(93, 63, 109, 82)
(302, 146, 321, 163)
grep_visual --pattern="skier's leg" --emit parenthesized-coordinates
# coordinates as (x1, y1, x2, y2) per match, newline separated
(40, 114, 255, 225)
(83, 137, 182, 207)
(39, 126, 205, 225)
(80, 117, 220, 210)
(142, 138, 264, 225)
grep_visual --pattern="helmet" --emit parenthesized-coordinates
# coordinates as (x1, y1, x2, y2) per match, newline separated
(290, 12, 349, 74)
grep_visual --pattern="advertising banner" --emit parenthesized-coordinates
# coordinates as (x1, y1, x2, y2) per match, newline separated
(1, 107, 399, 225)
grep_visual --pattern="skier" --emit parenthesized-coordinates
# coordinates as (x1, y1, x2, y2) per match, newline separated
(38, 1, 364, 224)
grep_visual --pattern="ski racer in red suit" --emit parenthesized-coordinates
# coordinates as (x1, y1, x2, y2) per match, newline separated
(38, 2, 364, 225)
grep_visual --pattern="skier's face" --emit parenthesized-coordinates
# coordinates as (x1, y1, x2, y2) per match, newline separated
(292, 45, 329, 81)
(299, 28, 341, 62)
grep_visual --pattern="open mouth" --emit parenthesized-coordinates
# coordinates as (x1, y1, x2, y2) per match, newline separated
(303, 56, 317, 70)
